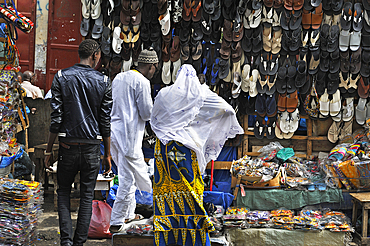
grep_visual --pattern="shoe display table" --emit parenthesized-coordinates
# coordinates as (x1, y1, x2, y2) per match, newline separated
(350, 192, 370, 245)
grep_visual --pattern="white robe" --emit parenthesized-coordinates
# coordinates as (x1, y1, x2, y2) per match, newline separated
(110, 70, 153, 224)
(150, 64, 244, 174)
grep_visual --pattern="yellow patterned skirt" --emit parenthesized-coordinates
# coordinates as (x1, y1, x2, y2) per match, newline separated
(153, 139, 214, 246)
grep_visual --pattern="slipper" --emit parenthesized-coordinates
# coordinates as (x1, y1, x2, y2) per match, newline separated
(307, 185, 315, 191)
(342, 97, 354, 122)
(255, 93, 266, 115)
(254, 114, 266, 139)
(350, 31, 362, 52)
(162, 60, 171, 85)
(122, 56, 132, 72)
(317, 183, 327, 191)
(241, 64, 250, 92)
(101, 26, 112, 55)
(232, 72, 242, 98)
(81, 0, 91, 19)
(249, 69, 259, 97)
(159, 10, 171, 36)
(328, 121, 340, 143)
(266, 116, 276, 140)
(109, 224, 124, 233)
(266, 93, 277, 116)
(218, 58, 230, 80)
(125, 214, 145, 223)
(356, 97, 367, 125)
(172, 59, 182, 82)
(257, 74, 268, 94)
(266, 74, 276, 95)
(112, 26, 123, 54)
(276, 66, 287, 94)
(339, 119, 353, 141)
(91, 0, 102, 20)
(340, 2, 352, 31)
(319, 89, 330, 116)
(329, 89, 341, 117)
(339, 30, 350, 52)
(91, 14, 104, 39)
(280, 111, 290, 134)
(80, 18, 89, 37)
(275, 115, 284, 139)
(278, 93, 287, 112)
(290, 108, 300, 133)
(353, 3, 363, 32)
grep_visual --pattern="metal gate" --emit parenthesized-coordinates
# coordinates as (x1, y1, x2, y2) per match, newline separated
(45, 0, 82, 91)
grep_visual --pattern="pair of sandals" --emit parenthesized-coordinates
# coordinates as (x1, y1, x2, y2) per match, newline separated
(282, 28, 302, 52)
(81, 0, 102, 20)
(281, 8, 303, 31)
(259, 51, 279, 76)
(328, 118, 353, 144)
(302, 28, 320, 51)
(263, 26, 282, 54)
(341, 2, 363, 32)
(302, 2, 322, 29)
(339, 72, 359, 95)
(162, 59, 182, 84)
(80, 0, 103, 38)
(275, 109, 299, 139)
(242, 2, 262, 29)
(183, 0, 202, 22)
(315, 70, 341, 96)
(254, 114, 277, 140)
(339, 30, 361, 53)
(277, 90, 298, 113)
(242, 25, 263, 53)
(276, 66, 297, 94)
(319, 89, 343, 119)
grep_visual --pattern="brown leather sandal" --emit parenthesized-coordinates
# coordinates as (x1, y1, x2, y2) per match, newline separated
(311, 4, 323, 29)
(278, 93, 287, 112)
(302, 9, 312, 29)
(286, 90, 298, 113)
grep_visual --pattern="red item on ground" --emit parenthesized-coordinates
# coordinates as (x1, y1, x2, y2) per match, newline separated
(88, 200, 113, 238)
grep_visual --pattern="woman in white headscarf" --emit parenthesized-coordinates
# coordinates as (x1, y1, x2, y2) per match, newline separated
(150, 64, 243, 246)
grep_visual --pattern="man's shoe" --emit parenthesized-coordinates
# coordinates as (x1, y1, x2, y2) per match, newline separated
(109, 224, 124, 233)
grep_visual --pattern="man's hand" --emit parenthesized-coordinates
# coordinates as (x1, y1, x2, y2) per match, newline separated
(44, 155, 53, 172)
(102, 156, 112, 175)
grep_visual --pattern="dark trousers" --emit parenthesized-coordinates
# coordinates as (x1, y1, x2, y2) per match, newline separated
(57, 143, 100, 246)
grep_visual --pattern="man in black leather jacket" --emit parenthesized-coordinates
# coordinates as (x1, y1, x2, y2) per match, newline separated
(44, 39, 112, 246)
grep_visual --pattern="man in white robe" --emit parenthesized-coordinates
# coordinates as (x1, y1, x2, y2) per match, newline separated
(109, 48, 158, 233)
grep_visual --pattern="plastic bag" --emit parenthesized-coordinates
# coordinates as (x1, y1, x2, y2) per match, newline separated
(257, 142, 284, 157)
(88, 200, 112, 239)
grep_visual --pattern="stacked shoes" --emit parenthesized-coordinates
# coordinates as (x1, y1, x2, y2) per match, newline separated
(79, 0, 370, 142)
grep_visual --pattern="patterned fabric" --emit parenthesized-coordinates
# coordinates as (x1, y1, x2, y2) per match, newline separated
(153, 139, 214, 246)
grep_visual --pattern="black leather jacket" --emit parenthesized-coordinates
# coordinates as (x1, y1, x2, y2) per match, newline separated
(49, 64, 112, 144)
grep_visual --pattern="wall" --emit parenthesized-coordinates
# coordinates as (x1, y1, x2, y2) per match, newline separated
(34, 0, 48, 90)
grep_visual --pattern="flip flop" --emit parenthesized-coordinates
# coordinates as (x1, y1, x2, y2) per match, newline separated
(254, 114, 266, 139)
(356, 97, 367, 125)
(241, 64, 250, 92)
(319, 89, 330, 116)
(172, 59, 182, 82)
(328, 121, 340, 143)
(81, 0, 91, 19)
(91, 0, 102, 19)
(162, 60, 171, 85)
(266, 116, 276, 139)
(112, 26, 123, 54)
(91, 14, 104, 39)
(249, 69, 259, 97)
(80, 18, 89, 37)
(101, 26, 112, 55)
(329, 89, 341, 117)
(342, 97, 354, 122)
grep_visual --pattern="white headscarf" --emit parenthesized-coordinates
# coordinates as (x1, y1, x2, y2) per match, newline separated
(150, 64, 244, 174)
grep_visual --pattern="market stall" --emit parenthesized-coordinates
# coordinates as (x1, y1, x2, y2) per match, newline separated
(72, 0, 370, 244)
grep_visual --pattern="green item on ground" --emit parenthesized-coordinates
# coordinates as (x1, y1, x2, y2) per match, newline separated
(276, 148, 295, 161)
(114, 175, 119, 185)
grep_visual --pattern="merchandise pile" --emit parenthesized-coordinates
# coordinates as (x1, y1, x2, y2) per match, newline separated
(0, 178, 43, 245)
(231, 142, 328, 190)
(219, 207, 353, 233)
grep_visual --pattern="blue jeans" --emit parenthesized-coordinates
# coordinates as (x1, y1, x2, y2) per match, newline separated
(57, 143, 100, 246)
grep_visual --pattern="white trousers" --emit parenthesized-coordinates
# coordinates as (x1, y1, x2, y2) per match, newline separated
(110, 150, 152, 225)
